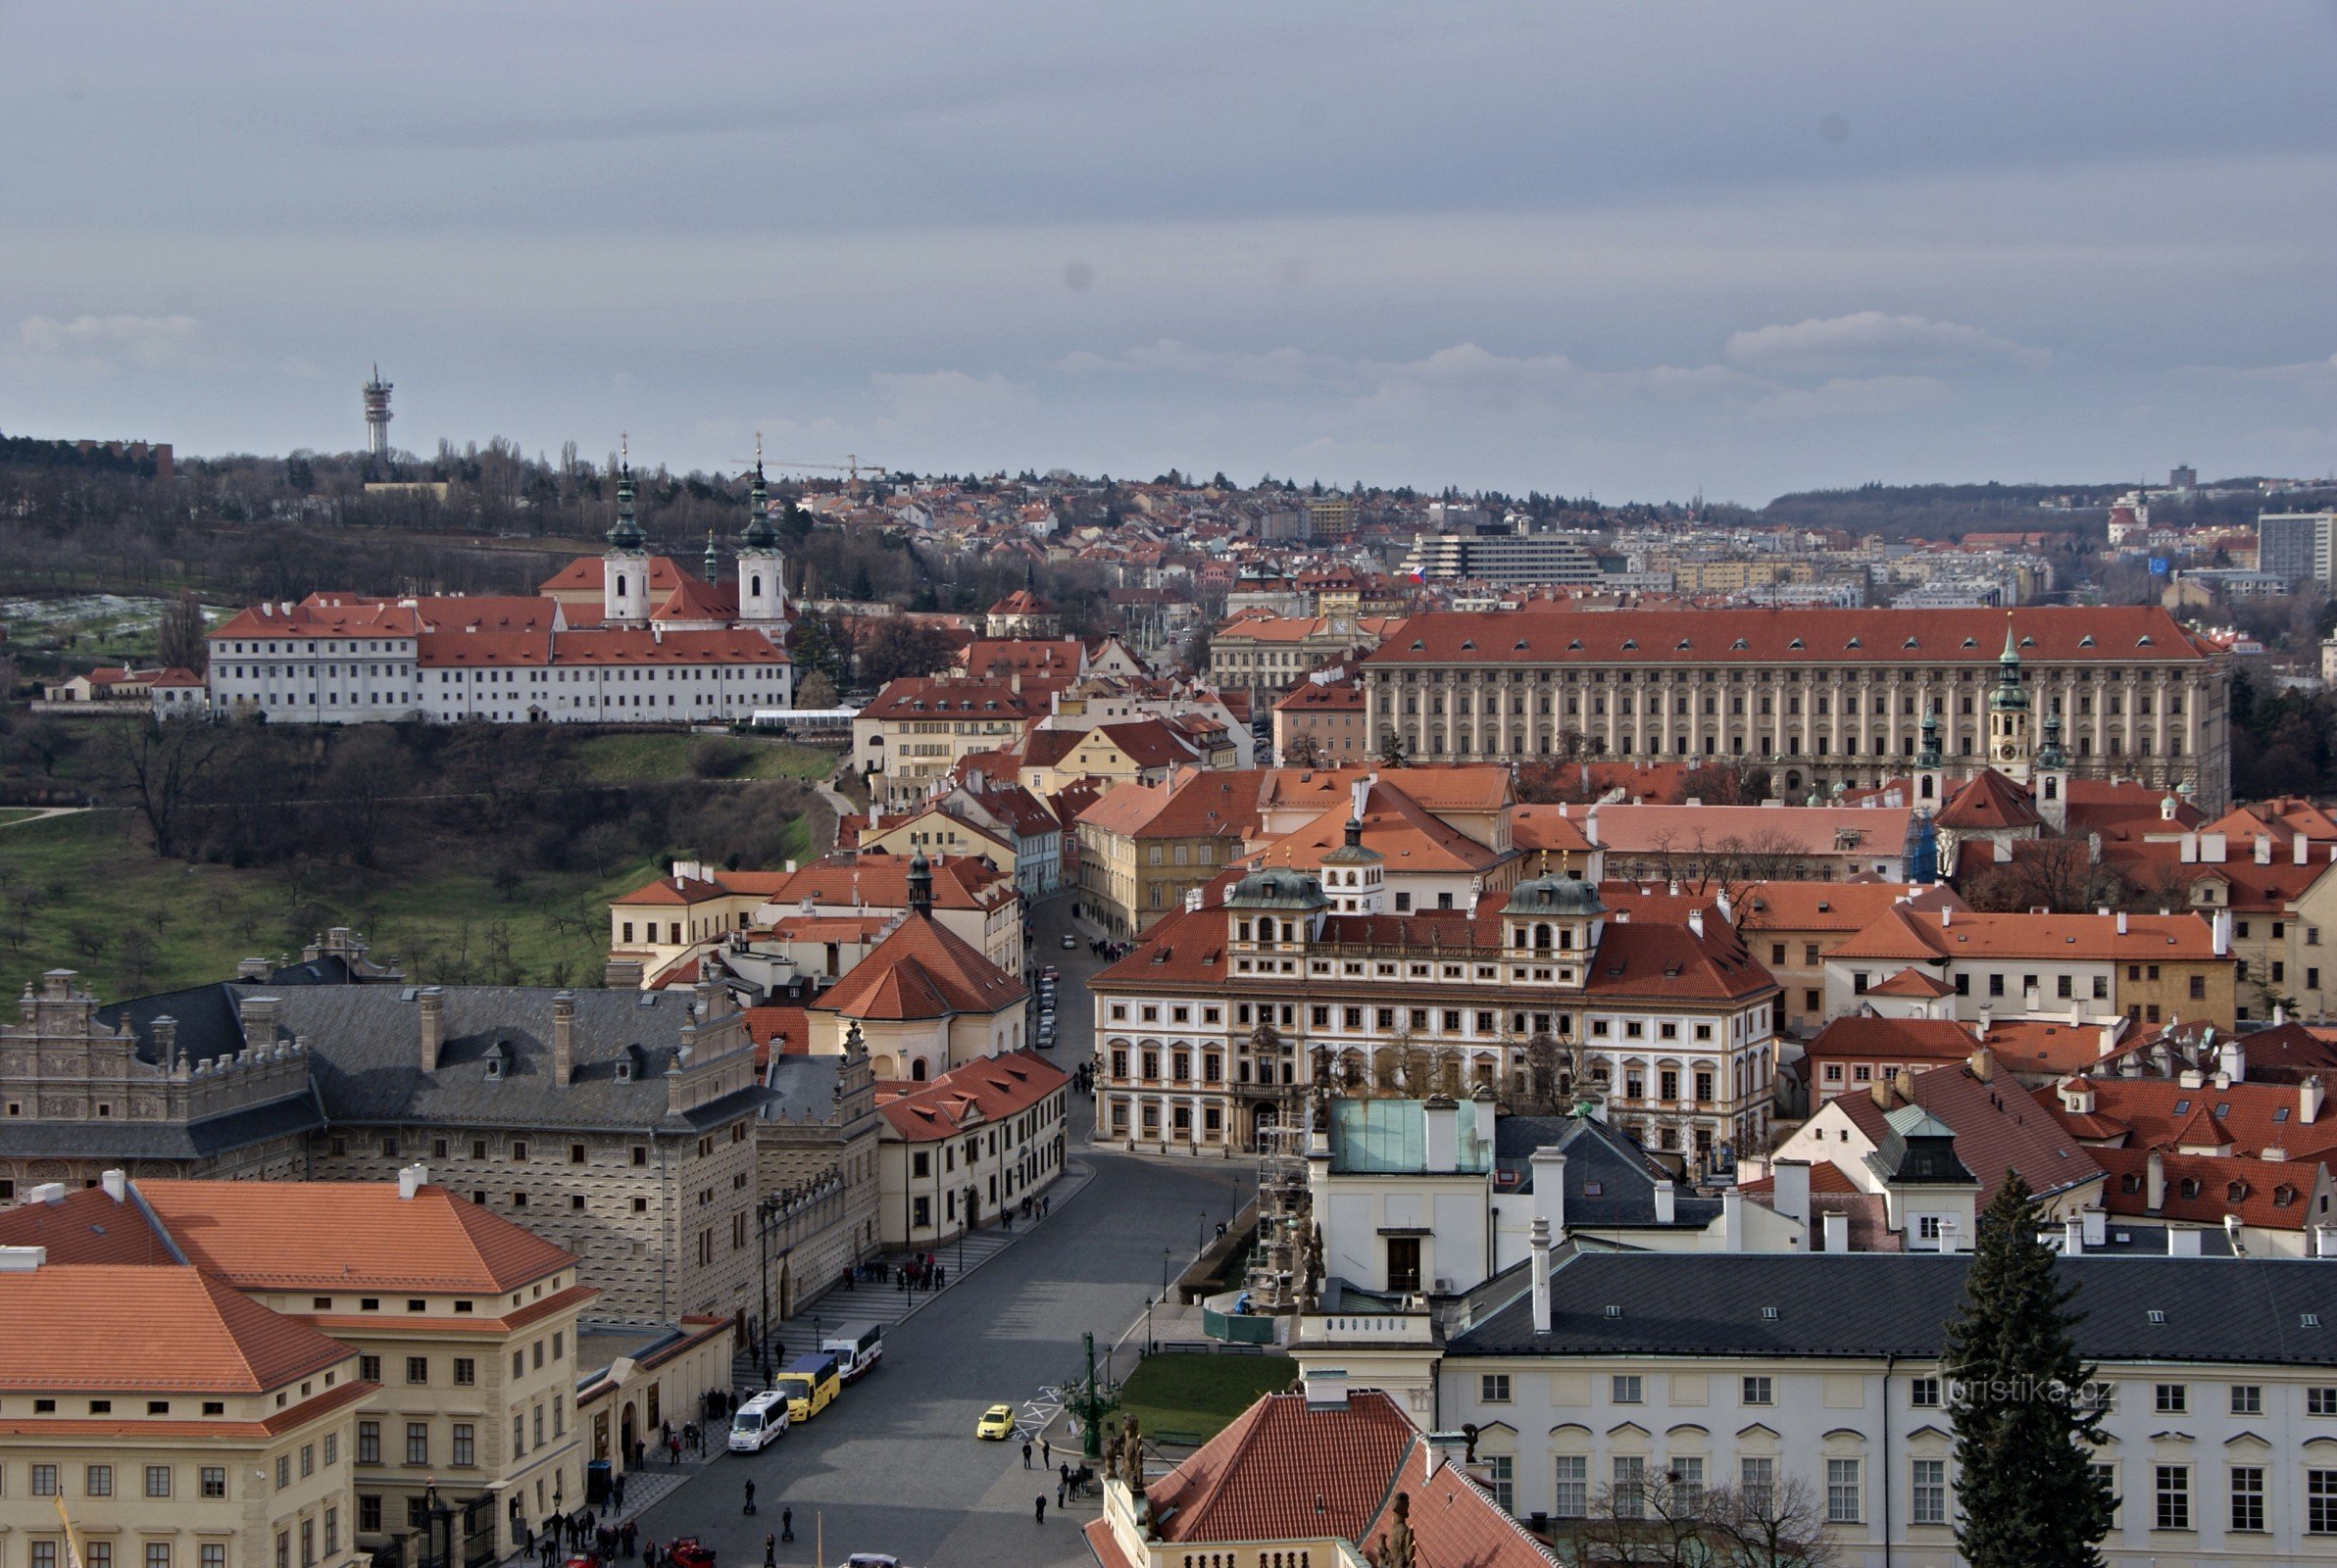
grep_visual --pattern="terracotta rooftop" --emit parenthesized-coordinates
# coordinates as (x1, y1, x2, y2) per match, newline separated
(1141, 1389, 1419, 1545)
(0, 1265, 351, 1395)
(874, 1051, 1067, 1143)
(1935, 768, 2044, 832)
(812, 911, 1025, 1021)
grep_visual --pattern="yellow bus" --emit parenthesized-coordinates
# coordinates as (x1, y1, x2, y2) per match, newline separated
(772, 1349, 842, 1423)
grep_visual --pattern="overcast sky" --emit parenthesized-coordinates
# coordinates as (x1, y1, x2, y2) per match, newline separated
(5, 1, 2335, 503)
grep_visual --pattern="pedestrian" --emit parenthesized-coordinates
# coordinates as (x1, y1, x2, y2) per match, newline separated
(668, 1435, 680, 1467)
(1059, 1461, 1070, 1488)
(744, 1479, 757, 1516)
(1021, 1439, 1032, 1469)
(781, 1508, 794, 1544)
(1043, 1437, 1052, 1467)
(622, 1523, 637, 1556)
(1057, 1480, 1067, 1510)
(763, 1536, 774, 1568)
(1035, 1496, 1047, 1524)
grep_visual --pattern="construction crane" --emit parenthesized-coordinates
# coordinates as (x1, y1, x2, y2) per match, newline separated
(771, 454, 890, 484)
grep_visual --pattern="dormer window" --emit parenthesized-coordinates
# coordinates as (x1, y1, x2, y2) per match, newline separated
(615, 1055, 634, 1083)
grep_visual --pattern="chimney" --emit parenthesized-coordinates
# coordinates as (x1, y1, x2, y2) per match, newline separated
(1529, 1149, 1567, 1240)
(2063, 1215, 2083, 1255)
(2201, 831, 2226, 863)
(2213, 909, 2231, 957)
(2316, 1224, 2337, 1259)
(552, 991, 577, 1087)
(1771, 1158, 1812, 1230)
(1968, 1045, 1995, 1083)
(1470, 1085, 1497, 1152)
(31, 1183, 67, 1205)
(2166, 1226, 2202, 1257)
(1941, 906, 1953, 929)
(1422, 1096, 1459, 1172)
(2083, 1209, 2107, 1248)
(101, 1169, 128, 1202)
(1528, 1216, 1554, 1334)
(1822, 1210, 1851, 1253)
(1687, 907, 1705, 941)
(2297, 833, 2312, 866)
(603, 957, 645, 989)
(151, 1015, 178, 1061)
(1870, 1078, 1894, 1110)
(2146, 1148, 2166, 1211)
(239, 994, 280, 1048)
(2303, 1075, 2325, 1126)
(2115, 910, 2127, 936)
(396, 1162, 428, 1200)
(2255, 834, 2273, 864)
(1301, 1367, 1350, 1409)
(2179, 832, 2198, 863)
(1721, 1189, 1745, 1250)
(418, 987, 445, 1071)
(1651, 1178, 1676, 1224)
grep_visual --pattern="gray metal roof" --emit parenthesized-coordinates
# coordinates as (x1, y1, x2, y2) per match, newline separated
(1493, 1115, 1723, 1231)
(257, 984, 769, 1134)
(1451, 1248, 2337, 1365)
(0, 1093, 324, 1160)
(766, 1055, 842, 1123)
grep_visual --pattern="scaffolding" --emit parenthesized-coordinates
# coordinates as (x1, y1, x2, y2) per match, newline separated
(1246, 1119, 1313, 1313)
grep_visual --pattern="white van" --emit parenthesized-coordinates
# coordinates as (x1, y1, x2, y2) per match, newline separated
(822, 1320, 884, 1382)
(728, 1389, 791, 1452)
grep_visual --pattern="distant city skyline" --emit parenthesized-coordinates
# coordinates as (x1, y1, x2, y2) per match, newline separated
(3, 1, 2334, 504)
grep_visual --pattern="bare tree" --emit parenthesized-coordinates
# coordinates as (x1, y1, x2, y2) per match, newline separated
(157, 590, 211, 673)
(1563, 1474, 1836, 1568)
(96, 719, 224, 859)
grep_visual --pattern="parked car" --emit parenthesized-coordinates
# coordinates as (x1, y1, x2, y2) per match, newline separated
(667, 1542, 717, 1568)
(976, 1403, 1017, 1440)
(1062, 934, 1076, 949)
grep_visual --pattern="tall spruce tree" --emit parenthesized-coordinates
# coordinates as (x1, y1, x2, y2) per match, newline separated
(1943, 1171, 2115, 1568)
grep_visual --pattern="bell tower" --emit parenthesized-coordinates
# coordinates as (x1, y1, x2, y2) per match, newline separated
(2034, 710, 2070, 833)
(737, 435, 788, 642)
(603, 437, 651, 629)
(1914, 705, 1945, 806)
(1988, 616, 2031, 781)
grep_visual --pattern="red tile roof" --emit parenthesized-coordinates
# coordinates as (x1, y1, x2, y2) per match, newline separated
(1142, 1390, 1419, 1545)
(1363, 606, 2215, 667)
(1936, 768, 2043, 832)
(859, 677, 1042, 722)
(1829, 906, 2220, 964)
(1837, 1063, 2102, 1204)
(1735, 880, 1964, 933)
(813, 911, 1025, 1021)
(874, 1051, 1067, 1142)
(2092, 1147, 2327, 1230)
(0, 1266, 354, 1395)
(1076, 770, 1265, 841)
(1806, 1015, 1978, 1063)
(2035, 1076, 2337, 1162)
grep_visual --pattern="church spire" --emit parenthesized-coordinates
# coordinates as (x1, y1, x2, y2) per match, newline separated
(740, 432, 777, 548)
(607, 436, 645, 553)
(703, 528, 720, 585)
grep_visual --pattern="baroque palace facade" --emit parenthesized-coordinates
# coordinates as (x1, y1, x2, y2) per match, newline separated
(1358, 606, 2229, 811)
(1090, 853, 1780, 1168)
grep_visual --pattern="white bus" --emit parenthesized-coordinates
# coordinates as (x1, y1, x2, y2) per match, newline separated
(822, 1320, 884, 1382)
(728, 1389, 791, 1452)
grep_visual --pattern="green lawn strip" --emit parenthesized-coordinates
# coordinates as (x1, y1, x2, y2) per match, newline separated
(572, 731, 835, 783)
(0, 810, 801, 997)
(1117, 1353, 1298, 1444)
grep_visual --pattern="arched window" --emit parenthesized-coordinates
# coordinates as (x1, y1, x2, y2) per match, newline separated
(1535, 923, 1553, 950)
(751, 573, 763, 597)
(615, 573, 628, 598)
(911, 1058, 928, 1082)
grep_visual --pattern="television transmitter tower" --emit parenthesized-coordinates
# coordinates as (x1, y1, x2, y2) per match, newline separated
(362, 365, 393, 457)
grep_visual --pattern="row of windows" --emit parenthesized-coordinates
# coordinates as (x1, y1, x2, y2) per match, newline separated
(26, 1462, 240, 1498)
(29, 1542, 233, 1568)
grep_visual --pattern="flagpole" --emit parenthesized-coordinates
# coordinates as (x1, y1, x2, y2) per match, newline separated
(55, 1494, 83, 1568)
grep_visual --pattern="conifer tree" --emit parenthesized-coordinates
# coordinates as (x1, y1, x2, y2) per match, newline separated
(1944, 1171, 2115, 1568)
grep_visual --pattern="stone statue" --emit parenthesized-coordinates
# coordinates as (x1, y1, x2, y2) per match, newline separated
(1384, 1493, 1416, 1568)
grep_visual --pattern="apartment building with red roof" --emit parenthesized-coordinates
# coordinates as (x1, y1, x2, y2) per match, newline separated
(873, 1050, 1068, 1245)
(1824, 905, 2238, 1032)
(0, 1170, 604, 1563)
(0, 1258, 371, 1568)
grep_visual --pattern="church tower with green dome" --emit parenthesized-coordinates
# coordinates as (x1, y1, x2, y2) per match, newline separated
(1987, 615, 2032, 782)
(736, 436, 789, 642)
(602, 438, 651, 628)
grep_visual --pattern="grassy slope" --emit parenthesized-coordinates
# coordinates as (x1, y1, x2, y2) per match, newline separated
(1117, 1354, 1298, 1444)
(0, 807, 801, 998)
(572, 732, 837, 782)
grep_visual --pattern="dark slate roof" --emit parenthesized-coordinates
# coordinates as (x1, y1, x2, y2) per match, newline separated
(1493, 1115, 1723, 1231)
(97, 984, 248, 1068)
(255, 985, 769, 1133)
(0, 1093, 323, 1161)
(765, 1055, 841, 1123)
(1452, 1248, 2337, 1365)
